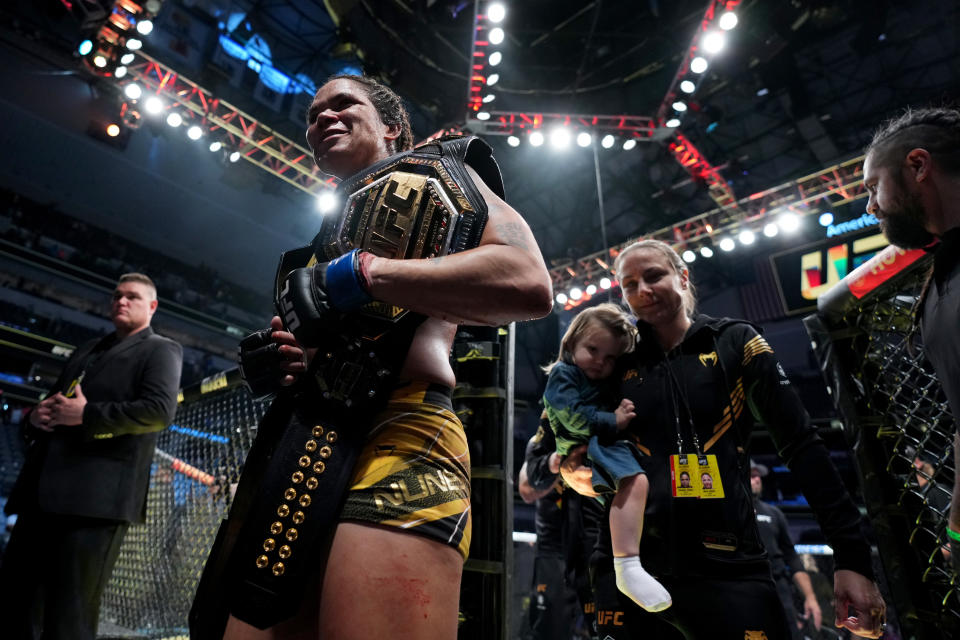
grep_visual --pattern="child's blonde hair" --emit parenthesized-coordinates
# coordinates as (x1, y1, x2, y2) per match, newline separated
(543, 303, 637, 374)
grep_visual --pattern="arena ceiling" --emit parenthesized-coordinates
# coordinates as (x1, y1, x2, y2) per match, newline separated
(0, 0, 957, 403)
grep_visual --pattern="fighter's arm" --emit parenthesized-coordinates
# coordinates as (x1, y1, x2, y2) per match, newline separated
(738, 323, 884, 637)
(364, 165, 553, 326)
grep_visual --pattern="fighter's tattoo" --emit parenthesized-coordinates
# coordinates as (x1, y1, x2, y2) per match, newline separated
(494, 222, 530, 252)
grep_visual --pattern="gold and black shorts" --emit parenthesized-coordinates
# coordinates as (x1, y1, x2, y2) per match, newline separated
(340, 382, 472, 559)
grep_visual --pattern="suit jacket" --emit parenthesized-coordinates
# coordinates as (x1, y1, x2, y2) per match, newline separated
(7, 326, 183, 523)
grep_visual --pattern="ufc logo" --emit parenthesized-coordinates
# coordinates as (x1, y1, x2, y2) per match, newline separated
(597, 610, 623, 626)
(278, 279, 301, 332)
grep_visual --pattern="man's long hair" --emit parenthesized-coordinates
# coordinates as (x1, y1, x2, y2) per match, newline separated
(865, 107, 960, 174)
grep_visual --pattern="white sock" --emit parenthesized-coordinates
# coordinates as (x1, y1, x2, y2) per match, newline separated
(613, 555, 672, 612)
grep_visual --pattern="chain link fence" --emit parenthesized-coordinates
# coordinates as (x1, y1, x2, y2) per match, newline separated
(99, 378, 267, 638)
(805, 247, 958, 639)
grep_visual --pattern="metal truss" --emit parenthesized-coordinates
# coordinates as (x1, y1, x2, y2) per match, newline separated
(654, 0, 741, 124)
(470, 111, 657, 140)
(464, 0, 741, 210)
(668, 131, 738, 209)
(123, 51, 336, 195)
(550, 153, 868, 300)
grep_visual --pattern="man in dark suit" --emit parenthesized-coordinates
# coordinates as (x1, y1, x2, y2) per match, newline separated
(0, 272, 182, 639)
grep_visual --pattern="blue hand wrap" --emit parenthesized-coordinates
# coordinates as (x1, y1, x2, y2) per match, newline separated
(325, 249, 373, 311)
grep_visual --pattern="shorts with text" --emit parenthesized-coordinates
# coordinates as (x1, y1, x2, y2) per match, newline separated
(341, 382, 472, 559)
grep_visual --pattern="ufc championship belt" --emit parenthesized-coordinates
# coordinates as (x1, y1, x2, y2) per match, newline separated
(190, 135, 502, 636)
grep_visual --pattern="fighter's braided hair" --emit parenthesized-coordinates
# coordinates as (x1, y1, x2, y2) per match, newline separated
(326, 74, 414, 154)
(865, 106, 960, 175)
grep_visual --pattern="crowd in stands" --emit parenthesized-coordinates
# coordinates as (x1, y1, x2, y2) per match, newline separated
(0, 188, 273, 322)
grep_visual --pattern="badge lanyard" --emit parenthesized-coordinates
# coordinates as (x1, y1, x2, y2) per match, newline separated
(665, 346, 725, 499)
(664, 349, 701, 457)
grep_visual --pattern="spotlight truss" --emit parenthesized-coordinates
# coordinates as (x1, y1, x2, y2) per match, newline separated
(551, 155, 868, 302)
(463, 0, 743, 212)
(470, 111, 656, 140)
(668, 131, 737, 209)
(121, 52, 336, 194)
(655, 0, 740, 125)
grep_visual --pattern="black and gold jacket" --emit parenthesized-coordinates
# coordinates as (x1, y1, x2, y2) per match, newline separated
(597, 314, 873, 580)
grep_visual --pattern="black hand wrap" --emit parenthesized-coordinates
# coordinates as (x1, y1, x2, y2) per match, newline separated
(237, 328, 288, 400)
(276, 250, 370, 348)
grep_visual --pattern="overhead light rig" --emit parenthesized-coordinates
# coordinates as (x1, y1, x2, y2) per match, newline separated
(550, 155, 868, 309)
(668, 131, 737, 209)
(118, 51, 336, 196)
(464, 1, 743, 210)
(470, 112, 657, 142)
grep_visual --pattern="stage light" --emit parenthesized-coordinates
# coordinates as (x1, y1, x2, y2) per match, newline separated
(672, 101, 687, 112)
(114, 66, 128, 78)
(699, 246, 714, 258)
(577, 132, 592, 147)
(719, 237, 735, 252)
(556, 292, 568, 305)
(680, 80, 696, 94)
(601, 134, 615, 149)
(599, 277, 612, 289)
(682, 250, 696, 263)
(317, 191, 338, 214)
(569, 287, 583, 301)
(779, 213, 800, 232)
(507, 135, 520, 147)
(690, 56, 708, 73)
(549, 127, 571, 150)
(106, 124, 121, 137)
(819, 212, 834, 226)
(482, 93, 496, 103)
(702, 32, 725, 54)
(756, 87, 769, 97)
(622, 138, 637, 150)
(488, 51, 502, 66)
(665, 118, 681, 128)
(763, 222, 779, 237)
(78, 39, 94, 56)
(486, 73, 499, 86)
(93, 55, 108, 68)
(209, 141, 222, 152)
(187, 125, 203, 140)
(126, 38, 143, 50)
(122, 107, 142, 130)
(586, 284, 597, 296)
(529, 131, 544, 147)
(136, 19, 154, 35)
(738, 229, 756, 245)
(476, 111, 491, 120)
(229, 151, 241, 163)
(166, 112, 182, 127)
(124, 83, 142, 100)
(120, 52, 135, 65)
(718, 11, 738, 31)
(488, 3, 506, 23)
(144, 96, 163, 114)
(489, 28, 505, 45)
